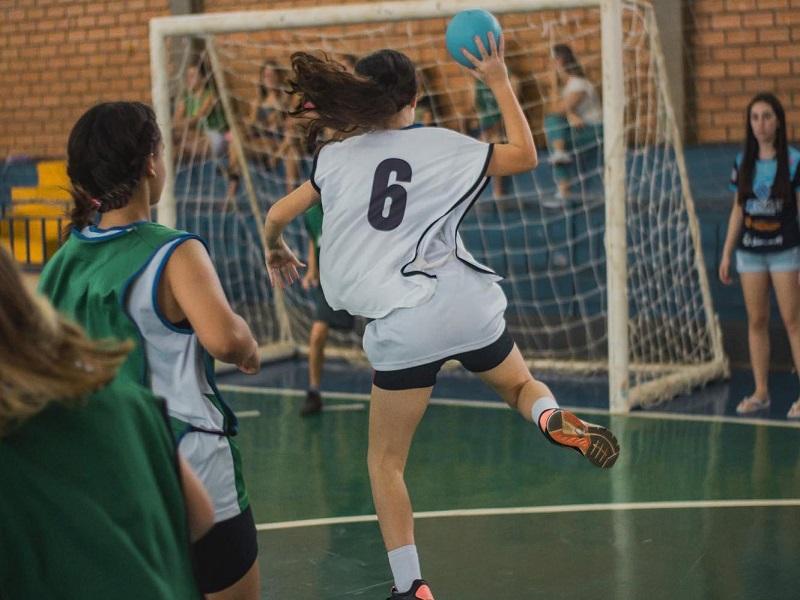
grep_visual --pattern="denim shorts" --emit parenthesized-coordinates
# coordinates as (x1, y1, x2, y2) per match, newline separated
(736, 246, 800, 273)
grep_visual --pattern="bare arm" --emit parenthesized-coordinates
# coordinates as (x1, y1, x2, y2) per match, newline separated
(719, 195, 743, 285)
(178, 456, 215, 542)
(160, 239, 260, 372)
(462, 33, 538, 176)
(264, 181, 318, 287)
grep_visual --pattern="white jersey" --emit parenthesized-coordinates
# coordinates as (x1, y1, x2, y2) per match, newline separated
(125, 236, 244, 523)
(313, 125, 499, 319)
(562, 76, 602, 125)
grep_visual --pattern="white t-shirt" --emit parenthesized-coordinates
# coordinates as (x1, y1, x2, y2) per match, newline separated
(312, 125, 499, 319)
(562, 76, 602, 125)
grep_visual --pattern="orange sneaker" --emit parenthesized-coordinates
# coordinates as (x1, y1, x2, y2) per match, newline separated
(389, 580, 435, 600)
(543, 409, 620, 469)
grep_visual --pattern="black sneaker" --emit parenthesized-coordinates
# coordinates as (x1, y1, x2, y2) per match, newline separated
(300, 390, 322, 417)
(388, 579, 435, 600)
(542, 409, 620, 469)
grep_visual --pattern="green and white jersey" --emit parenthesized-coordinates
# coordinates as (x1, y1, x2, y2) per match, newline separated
(39, 221, 248, 523)
(0, 379, 201, 600)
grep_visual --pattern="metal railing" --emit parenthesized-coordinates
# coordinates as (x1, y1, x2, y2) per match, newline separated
(0, 202, 67, 269)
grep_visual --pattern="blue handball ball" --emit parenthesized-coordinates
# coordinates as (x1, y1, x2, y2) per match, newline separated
(445, 9, 502, 68)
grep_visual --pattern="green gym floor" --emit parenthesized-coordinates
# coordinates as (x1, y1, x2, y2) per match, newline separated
(221, 386, 800, 600)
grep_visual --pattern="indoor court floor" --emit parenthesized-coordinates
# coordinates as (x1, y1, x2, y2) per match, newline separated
(218, 363, 800, 599)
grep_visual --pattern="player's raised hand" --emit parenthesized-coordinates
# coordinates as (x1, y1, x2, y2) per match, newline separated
(265, 238, 305, 288)
(460, 32, 507, 88)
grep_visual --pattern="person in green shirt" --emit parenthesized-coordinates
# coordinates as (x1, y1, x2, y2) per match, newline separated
(39, 101, 262, 599)
(174, 62, 230, 157)
(0, 245, 213, 600)
(174, 61, 240, 210)
(300, 202, 356, 416)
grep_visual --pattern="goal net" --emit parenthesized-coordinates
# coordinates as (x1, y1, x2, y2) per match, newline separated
(150, 0, 728, 410)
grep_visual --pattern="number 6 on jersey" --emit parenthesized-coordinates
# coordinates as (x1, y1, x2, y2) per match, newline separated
(368, 158, 412, 231)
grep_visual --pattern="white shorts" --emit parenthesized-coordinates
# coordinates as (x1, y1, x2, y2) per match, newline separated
(363, 259, 508, 371)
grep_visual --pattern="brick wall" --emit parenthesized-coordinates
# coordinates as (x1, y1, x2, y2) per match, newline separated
(686, 0, 800, 143)
(0, 0, 170, 157)
(1, 0, 798, 157)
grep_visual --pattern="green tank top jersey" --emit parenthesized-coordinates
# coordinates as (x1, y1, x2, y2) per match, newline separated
(304, 202, 324, 259)
(38, 221, 238, 435)
(39, 221, 248, 521)
(39, 222, 191, 388)
(184, 89, 228, 132)
(475, 80, 501, 130)
(0, 379, 201, 599)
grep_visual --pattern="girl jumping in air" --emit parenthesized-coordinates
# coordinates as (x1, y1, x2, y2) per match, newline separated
(263, 36, 620, 600)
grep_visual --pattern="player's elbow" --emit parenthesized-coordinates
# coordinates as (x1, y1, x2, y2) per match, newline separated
(524, 148, 539, 170)
(513, 146, 538, 172)
(202, 317, 254, 363)
(265, 205, 288, 228)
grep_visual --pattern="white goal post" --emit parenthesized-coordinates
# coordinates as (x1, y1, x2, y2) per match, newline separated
(150, 0, 729, 412)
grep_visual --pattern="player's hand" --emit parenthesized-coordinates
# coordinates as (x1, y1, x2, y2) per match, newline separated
(718, 256, 732, 285)
(237, 339, 261, 375)
(302, 270, 319, 290)
(265, 238, 305, 288)
(460, 32, 508, 89)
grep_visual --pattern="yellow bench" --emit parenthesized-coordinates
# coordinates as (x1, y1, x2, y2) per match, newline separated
(2, 160, 70, 267)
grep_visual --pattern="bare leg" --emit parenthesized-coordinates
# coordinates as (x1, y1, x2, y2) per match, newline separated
(474, 344, 554, 421)
(740, 271, 771, 401)
(476, 343, 620, 468)
(308, 321, 328, 390)
(367, 385, 433, 551)
(770, 270, 800, 380)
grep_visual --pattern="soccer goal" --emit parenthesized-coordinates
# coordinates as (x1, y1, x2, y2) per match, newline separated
(150, 0, 728, 412)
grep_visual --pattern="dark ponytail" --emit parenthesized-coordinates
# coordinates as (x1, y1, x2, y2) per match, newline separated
(288, 49, 418, 150)
(66, 102, 161, 231)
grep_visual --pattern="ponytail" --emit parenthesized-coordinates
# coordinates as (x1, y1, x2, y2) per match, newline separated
(65, 102, 161, 233)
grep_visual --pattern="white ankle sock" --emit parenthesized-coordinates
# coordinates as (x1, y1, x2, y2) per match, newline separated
(531, 396, 560, 425)
(387, 544, 421, 593)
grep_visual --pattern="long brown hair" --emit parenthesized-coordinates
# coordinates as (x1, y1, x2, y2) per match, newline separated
(737, 93, 790, 205)
(288, 49, 418, 149)
(0, 248, 132, 437)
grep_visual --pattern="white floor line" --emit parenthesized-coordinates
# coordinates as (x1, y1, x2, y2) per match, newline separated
(255, 498, 800, 532)
(234, 410, 261, 419)
(218, 384, 800, 429)
(322, 403, 366, 412)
